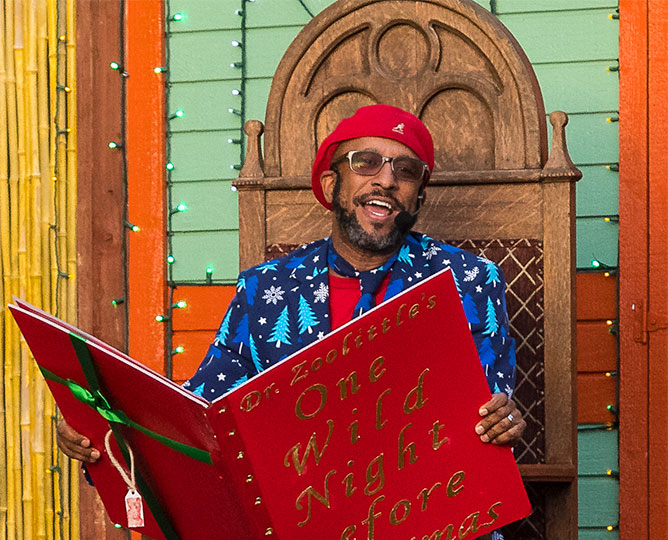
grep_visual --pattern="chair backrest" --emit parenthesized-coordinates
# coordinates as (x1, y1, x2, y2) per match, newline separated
(235, 2, 581, 538)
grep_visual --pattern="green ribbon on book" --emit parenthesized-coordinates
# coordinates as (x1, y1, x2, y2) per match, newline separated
(39, 363, 212, 464)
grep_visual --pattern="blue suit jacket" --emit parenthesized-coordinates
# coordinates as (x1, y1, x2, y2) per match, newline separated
(185, 232, 516, 400)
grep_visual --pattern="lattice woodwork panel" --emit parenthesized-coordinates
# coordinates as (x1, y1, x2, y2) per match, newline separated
(455, 239, 545, 465)
(266, 238, 546, 466)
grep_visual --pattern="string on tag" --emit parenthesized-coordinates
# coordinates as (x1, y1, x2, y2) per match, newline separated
(104, 430, 145, 528)
(104, 429, 136, 490)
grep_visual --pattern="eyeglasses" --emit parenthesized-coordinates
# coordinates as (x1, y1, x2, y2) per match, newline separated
(332, 150, 428, 183)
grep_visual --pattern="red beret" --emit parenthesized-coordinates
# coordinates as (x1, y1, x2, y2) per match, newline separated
(311, 104, 435, 210)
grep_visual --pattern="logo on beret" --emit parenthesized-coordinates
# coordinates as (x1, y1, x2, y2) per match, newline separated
(391, 123, 405, 134)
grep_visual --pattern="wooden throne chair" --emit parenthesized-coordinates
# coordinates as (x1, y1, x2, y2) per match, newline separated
(233, 1, 581, 538)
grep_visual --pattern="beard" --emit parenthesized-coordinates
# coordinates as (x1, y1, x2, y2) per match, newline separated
(331, 173, 408, 255)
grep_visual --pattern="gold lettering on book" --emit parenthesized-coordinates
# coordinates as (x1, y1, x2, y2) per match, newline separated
(342, 460, 357, 497)
(376, 388, 391, 431)
(417, 482, 442, 512)
(296, 384, 328, 420)
(390, 499, 411, 525)
(364, 453, 385, 496)
(446, 471, 465, 497)
(429, 420, 449, 450)
(361, 495, 385, 540)
(296, 469, 337, 527)
(348, 408, 360, 444)
(398, 423, 418, 470)
(369, 355, 386, 382)
(336, 371, 360, 400)
(284, 419, 335, 476)
(403, 368, 430, 414)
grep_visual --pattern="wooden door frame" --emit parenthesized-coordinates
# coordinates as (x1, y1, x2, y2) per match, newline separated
(76, 0, 165, 537)
(619, 0, 668, 537)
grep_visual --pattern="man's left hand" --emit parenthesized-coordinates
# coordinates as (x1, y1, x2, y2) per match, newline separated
(475, 393, 526, 445)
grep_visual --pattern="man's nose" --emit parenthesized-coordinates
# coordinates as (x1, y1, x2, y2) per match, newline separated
(371, 161, 398, 189)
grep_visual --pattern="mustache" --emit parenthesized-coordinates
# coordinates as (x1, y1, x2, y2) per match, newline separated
(352, 190, 406, 212)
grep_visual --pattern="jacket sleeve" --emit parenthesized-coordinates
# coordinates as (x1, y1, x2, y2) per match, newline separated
(464, 261, 517, 397)
(183, 275, 260, 401)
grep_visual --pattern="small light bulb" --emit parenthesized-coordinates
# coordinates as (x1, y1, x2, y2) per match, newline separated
(231, 40, 242, 47)
(173, 346, 185, 355)
(604, 271, 611, 277)
(175, 300, 187, 309)
(231, 89, 241, 96)
(166, 162, 175, 171)
(154, 66, 166, 74)
(175, 109, 184, 118)
(58, 34, 67, 42)
(606, 525, 614, 531)
(110, 61, 120, 70)
(606, 319, 613, 326)
(176, 203, 188, 212)
(171, 12, 184, 21)
(167, 255, 175, 264)
(228, 108, 241, 115)
(591, 259, 601, 268)
(230, 185, 238, 192)
(155, 314, 168, 323)
(206, 266, 214, 274)
(108, 141, 119, 149)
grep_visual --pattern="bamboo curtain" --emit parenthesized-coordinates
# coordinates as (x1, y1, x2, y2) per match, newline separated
(1, 0, 78, 538)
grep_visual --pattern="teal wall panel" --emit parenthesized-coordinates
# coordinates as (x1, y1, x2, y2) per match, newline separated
(579, 530, 619, 540)
(167, 0, 240, 32)
(171, 181, 239, 232)
(576, 165, 618, 217)
(171, 231, 239, 284)
(548, 113, 618, 165)
(499, 10, 618, 64)
(246, 0, 331, 27)
(169, 30, 242, 82)
(169, 81, 243, 132)
(245, 27, 303, 78)
(535, 61, 619, 114)
(579, 428, 618, 474)
(577, 219, 618, 268)
(495, 0, 617, 14)
(579, 477, 619, 525)
(169, 131, 243, 182)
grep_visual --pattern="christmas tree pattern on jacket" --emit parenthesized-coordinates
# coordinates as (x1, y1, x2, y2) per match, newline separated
(184, 232, 516, 401)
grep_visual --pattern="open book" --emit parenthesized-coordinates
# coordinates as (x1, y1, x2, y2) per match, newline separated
(9, 268, 530, 540)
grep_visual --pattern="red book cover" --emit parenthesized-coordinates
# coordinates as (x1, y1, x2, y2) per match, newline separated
(10, 268, 531, 540)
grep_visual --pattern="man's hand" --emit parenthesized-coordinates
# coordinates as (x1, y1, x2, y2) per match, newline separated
(475, 393, 526, 445)
(56, 420, 101, 463)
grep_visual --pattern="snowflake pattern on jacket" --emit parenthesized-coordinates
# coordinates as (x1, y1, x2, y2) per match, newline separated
(184, 232, 516, 401)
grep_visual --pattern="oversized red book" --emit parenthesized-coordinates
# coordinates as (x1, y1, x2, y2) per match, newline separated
(10, 268, 531, 540)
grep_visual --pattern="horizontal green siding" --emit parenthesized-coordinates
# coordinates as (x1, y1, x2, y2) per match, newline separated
(171, 231, 239, 284)
(578, 428, 619, 533)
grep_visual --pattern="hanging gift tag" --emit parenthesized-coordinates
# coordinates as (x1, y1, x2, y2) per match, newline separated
(125, 489, 145, 528)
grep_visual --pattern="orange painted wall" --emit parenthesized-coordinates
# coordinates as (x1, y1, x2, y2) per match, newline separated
(127, 0, 167, 374)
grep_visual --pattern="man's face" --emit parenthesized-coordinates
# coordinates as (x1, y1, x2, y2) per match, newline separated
(320, 136, 424, 255)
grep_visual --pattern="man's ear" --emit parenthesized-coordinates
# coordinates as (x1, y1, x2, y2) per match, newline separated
(320, 170, 337, 205)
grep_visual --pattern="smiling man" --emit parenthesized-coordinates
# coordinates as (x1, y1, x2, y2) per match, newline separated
(57, 106, 526, 525)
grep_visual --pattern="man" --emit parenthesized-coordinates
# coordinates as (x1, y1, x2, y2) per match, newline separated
(58, 104, 526, 489)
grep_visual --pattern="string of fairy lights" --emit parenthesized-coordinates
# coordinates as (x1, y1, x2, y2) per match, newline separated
(52, 0, 71, 537)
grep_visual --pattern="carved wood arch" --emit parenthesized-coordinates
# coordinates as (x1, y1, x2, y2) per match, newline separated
(235, 1, 580, 538)
(264, 0, 548, 179)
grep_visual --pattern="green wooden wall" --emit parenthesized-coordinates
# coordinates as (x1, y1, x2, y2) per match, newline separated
(165, 0, 620, 536)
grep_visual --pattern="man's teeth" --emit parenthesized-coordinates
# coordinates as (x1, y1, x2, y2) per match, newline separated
(366, 200, 392, 210)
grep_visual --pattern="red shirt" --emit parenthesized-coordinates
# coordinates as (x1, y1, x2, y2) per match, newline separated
(328, 273, 391, 329)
